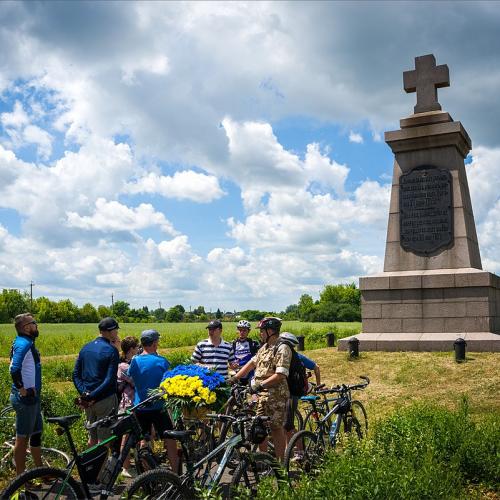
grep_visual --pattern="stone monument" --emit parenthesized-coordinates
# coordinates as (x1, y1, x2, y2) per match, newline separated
(339, 54, 500, 352)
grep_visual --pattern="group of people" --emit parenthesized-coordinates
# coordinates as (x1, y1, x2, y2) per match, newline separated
(8, 312, 320, 479)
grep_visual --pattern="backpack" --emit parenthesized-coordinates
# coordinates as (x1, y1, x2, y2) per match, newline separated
(273, 340, 307, 397)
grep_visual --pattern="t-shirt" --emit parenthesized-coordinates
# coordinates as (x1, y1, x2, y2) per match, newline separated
(297, 353, 316, 371)
(191, 338, 235, 378)
(233, 338, 259, 380)
(127, 353, 170, 411)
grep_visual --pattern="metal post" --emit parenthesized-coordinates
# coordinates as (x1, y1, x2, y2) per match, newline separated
(348, 337, 360, 358)
(326, 332, 335, 347)
(297, 335, 305, 352)
(454, 337, 467, 362)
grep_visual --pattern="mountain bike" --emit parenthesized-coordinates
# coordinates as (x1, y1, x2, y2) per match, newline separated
(127, 413, 282, 499)
(0, 404, 71, 474)
(284, 376, 369, 483)
(1, 392, 165, 499)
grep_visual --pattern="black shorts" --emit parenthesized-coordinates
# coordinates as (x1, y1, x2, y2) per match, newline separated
(136, 410, 173, 439)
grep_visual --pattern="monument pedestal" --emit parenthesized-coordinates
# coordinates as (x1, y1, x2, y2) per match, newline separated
(340, 55, 500, 352)
(338, 268, 500, 352)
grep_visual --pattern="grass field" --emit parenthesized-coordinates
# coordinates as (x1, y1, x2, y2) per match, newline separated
(0, 321, 361, 357)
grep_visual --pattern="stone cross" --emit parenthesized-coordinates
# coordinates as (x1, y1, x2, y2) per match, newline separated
(403, 54, 450, 114)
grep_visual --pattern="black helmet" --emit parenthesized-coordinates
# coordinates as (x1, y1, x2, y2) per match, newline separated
(256, 317, 282, 331)
(249, 417, 268, 444)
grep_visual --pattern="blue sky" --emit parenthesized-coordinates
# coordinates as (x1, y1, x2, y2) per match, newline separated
(0, 2, 499, 312)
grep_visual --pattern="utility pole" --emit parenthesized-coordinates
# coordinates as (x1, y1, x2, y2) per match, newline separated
(29, 281, 35, 311)
(159, 301, 162, 310)
(111, 293, 114, 312)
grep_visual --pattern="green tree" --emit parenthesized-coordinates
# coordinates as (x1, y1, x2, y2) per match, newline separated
(55, 299, 78, 323)
(166, 306, 183, 322)
(193, 306, 205, 316)
(298, 294, 315, 321)
(97, 305, 112, 319)
(320, 283, 360, 306)
(153, 307, 167, 321)
(0, 289, 30, 321)
(215, 308, 223, 319)
(79, 303, 99, 323)
(112, 300, 130, 318)
(35, 296, 57, 323)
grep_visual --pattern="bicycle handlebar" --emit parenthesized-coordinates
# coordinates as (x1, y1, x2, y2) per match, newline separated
(206, 413, 270, 424)
(316, 376, 370, 395)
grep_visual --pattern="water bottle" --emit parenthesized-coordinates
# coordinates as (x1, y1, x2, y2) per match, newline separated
(329, 420, 338, 445)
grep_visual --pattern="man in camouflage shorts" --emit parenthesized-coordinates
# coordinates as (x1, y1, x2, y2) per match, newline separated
(229, 317, 291, 461)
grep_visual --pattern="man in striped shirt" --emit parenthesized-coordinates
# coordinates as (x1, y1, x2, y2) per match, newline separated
(191, 320, 235, 378)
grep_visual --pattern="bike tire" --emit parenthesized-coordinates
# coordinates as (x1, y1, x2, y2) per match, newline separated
(294, 408, 304, 431)
(344, 400, 368, 440)
(303, 406, 331, 432)
(229, 451, 281, 498)
(127, 468, 190, 499)
(1, 466, 84, 499)
(283, 430, 325, 484)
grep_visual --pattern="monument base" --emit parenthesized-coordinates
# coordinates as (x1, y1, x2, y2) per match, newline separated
(342, 268, 500, 352)
(338, 332, 500, 352)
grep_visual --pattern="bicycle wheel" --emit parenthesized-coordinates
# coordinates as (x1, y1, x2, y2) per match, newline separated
(344, 400, 368, 440)
(303, 407, 331, 432)
(293, 408, 304, 431)
(127, 468, 190, 499)
(185, 420, 215, 462)
(1, 466, 84, 499)
(23, 447, 71, 470)
(229, 452, 281, 498)
(284, 430, 325, 483)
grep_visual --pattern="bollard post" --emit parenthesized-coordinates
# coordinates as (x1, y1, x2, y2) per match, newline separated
(297, 335, 305, 352)
(454, 337, 467, 363)
(326, 332, 335, 348)
(348, 337, 360, 359)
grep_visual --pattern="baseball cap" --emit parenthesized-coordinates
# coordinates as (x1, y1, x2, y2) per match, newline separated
(98, 317, 120, 332)
(206, 320, 223, 330)
(141, 329, 160, 345)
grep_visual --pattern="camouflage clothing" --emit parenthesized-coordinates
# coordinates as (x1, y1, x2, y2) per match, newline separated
(251, 342, 292, 429)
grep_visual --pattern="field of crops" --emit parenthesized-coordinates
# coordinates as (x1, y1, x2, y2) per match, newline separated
(0, 321, 361, 357)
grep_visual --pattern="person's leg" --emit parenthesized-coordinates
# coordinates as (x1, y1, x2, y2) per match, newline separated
(28, 402, 44, 467)
(85, 406, 98, 446)
(270, 426, 287, 462)
(10, 391, 34, 474)
(155, 411, 178, 472)
(95, 394, 118, 444)
(257, 388, 288, 461)
(14, 436, 29, 475)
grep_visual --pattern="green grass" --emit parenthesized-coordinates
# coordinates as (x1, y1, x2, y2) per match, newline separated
(0, 321, 361, 357)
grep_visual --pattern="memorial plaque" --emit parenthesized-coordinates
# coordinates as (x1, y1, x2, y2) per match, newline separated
(399, 165, 453, 255)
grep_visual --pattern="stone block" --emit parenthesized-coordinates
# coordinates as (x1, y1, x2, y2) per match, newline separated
(390, 274, 422, 289)
(455, 271, 493, 288)
(376, 333, 421, 352)
(363, 318, 402, 333)
(337, 334, 380, 352)
(422, 288, 444, 302)
(422, 317, 445, 333)
(362, 289, 401, 304)
(382, 303, 422, 318)
(419, 333, 459, 351)
(401, 289, 422, 302)
(402, 318, 423, 333)
(361, 303, 382, 319)
(422, 273, 455, 288)
(463, 332, 500, 352)
(386, 213, 399, 243)
(445, 316, 492, 332)
(423, 302, 466, 318)
(466, 301, 492, 317)
(443, 286, 489, 302)
(360, 276, 390, 290)
(388, 184, 399, 214)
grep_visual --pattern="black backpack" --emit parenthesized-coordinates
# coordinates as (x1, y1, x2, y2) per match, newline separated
(274, 340, 307, 397)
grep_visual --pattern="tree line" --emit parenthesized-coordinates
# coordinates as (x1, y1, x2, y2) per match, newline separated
(0, 283, 360, 324)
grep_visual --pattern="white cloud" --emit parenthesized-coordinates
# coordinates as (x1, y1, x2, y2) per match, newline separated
(349, 131, 363, 144)
(23, 124, 53, 159)
(66, 198, 178, 235)
(126, 170, 225, 203)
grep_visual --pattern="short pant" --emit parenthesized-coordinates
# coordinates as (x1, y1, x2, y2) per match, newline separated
(136, 409, 174, 439)
(10, 390, 43, 438)
(284, 397, 299, 432)
(255, 383, 289, 430)
(85, 394, 118, 442)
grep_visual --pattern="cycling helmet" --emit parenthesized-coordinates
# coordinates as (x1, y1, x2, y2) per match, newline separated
(279, 332, 299, 345)
(256, 317, 282, 331)
(249, 417, 268, 444)
(237, 320, 251, 329)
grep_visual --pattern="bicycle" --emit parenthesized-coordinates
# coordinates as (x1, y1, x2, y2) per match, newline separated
(0, 392, 166, 499)
(0, 404, 71, 474)
(300, 384, 339, 432)
(284, 376, 369, 483)
(127, 413, 282, 499)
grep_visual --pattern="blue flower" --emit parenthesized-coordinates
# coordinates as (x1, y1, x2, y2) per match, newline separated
(162, 364, 226, 390)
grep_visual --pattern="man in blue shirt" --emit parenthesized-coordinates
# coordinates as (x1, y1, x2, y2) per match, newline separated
(9, 313, 43, 475)
(73, 317, 120, 445)
(127, 329, 177, 470)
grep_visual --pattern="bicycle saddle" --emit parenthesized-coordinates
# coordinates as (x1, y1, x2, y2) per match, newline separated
(163, 430, 197, 442)
(300, 395, 319, 401)
(46, 414, 80, 428)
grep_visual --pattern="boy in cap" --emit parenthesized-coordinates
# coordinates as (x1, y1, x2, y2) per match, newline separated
(127, 329, 177, 471)
(73, 317, 120, 445)
(192, 320, 235, 378)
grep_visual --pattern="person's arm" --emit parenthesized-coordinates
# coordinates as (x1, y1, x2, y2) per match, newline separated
(10, 341, 32, 396)
(191, 344, 204, 365)
(87, 349, 119, 400)
(233, 359, 256, 380)
(260, 344, 291, 389)
(72, 353, 86, 396)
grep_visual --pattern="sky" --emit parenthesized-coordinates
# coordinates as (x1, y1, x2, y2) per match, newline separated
(1, 1, 500, 312)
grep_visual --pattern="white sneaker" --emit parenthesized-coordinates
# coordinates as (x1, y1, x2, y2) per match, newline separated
(121, 468, 135, 479)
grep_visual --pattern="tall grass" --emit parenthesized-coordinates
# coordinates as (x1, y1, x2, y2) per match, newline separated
(0, 321, 361, 357)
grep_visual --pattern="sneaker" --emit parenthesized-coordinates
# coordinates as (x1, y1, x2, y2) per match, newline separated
(121, 468, 136, 479)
